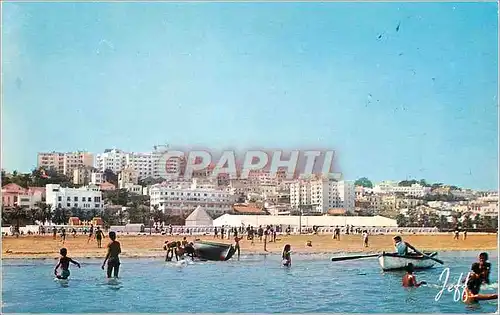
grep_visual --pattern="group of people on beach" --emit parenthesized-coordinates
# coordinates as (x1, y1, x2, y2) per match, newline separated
(54, 231, 122, 280)
(163, 237, 196, 261)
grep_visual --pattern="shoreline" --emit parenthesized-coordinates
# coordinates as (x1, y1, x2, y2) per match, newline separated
(2, 233, 497, 260)
(1, 248, 497, 261)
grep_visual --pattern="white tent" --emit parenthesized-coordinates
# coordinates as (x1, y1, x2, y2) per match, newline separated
(185, 206, 213, 226)
(212, 214, 397, 227)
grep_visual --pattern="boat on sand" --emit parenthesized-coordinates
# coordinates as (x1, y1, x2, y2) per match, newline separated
(192, 241, 236, 261)
(378, 251, 439, 271)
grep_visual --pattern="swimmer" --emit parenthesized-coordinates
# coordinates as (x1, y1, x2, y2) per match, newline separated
(54, 248, 80, 280)
(101, 231, 121, 278)
(463, 262, 498, 304)
(282, 244, 292, 267)
(402, 263, 426, 287)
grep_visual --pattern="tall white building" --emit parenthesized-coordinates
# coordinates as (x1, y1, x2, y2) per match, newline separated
(45, 184, 103, 211)
(149, 182, 237, 216)
(94, 146, 185, 180)
(290, 179, 355, 214)
(94, 149, 128, 174)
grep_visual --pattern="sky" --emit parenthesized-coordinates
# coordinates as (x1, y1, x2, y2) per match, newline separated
(1, 2, 498, 190)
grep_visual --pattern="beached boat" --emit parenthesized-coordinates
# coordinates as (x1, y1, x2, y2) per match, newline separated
(378, 251, 439, 271)
(192, 241, 236, 261)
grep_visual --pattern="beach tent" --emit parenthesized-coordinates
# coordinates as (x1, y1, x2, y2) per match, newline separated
(185, 206, 213, 226)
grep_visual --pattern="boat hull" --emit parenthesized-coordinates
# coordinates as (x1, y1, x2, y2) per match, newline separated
(378, 252, 438, 271)
(193, 241, 236, 261)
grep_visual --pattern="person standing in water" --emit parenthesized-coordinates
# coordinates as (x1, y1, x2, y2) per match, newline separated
(478, 252, 491, 284)
(234, 235, 243, 260)
(54, 248, 80, 279)
(402, 263, 426, 287)
(462, 262, 498, 304)
(95, 227, 105, 248)
(101, 231, 121, 278)
(282, 244, 292, 267)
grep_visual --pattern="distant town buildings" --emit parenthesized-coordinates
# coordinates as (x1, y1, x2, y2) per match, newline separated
(1, 184, 45, 208)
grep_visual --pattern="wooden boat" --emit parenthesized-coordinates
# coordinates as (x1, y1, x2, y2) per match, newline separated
(192, 241, 236, 261)
(378, 251, 439, 271)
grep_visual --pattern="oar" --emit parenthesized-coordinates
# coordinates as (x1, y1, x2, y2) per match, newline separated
(331, 253, 380, 262)
(409, 246, 444, 265)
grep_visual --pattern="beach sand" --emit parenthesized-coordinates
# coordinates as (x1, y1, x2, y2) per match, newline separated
(2, 233, 497, 259)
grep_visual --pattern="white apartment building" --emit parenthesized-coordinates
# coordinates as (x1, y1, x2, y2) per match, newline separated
(149, 183, 237, 216)
(373, 181, 430, 197)
(122, 183, 143, 195)
(38, 151, 93, 178)
(94, 146, 185, 180)
(45, 184, 103, 210)
(126, 152, 154, 179)
(290, 179, 355, 214)
(91, 172, 105, 185)
(94, 149, 128, 174)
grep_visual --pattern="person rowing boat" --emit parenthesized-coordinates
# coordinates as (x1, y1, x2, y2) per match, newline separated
(393, 236, 418, 256)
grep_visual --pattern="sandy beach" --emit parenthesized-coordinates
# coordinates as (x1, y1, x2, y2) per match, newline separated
(2, 233, 497, 259)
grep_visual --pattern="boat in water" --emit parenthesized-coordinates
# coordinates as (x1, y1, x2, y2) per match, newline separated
(192, 241, 236, 261)
(378, 251, 439, 271)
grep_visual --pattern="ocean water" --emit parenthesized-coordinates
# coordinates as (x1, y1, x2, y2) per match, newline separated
(2, 251, 498, 313)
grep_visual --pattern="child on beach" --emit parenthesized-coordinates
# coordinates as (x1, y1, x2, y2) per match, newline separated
(101, 231, 121, 278)
(282, 244, 292, 267)
(402, 263, 426, 287)
(54, 248, 80, 280)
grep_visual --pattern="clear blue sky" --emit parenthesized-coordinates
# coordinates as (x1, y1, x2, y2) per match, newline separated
(2, 2, 498, 190)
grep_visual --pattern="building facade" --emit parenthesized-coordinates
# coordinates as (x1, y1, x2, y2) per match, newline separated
(290, 179, 355, 214)
(149, 183, 237, 216)
(38, 151, 93, 178)
(45, 184, 103, 210)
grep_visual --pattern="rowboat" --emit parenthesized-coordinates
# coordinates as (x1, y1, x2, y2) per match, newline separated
(378, 251, 439, 271)
(192, 241, 236, 261)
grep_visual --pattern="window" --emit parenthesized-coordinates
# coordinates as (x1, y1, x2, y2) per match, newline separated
(58, 196, 62, 201)
(74, 203, 78, 207)
(67, 203, 71, 207)
(67, 197, 71, 201)
(74, 197, 78, 202)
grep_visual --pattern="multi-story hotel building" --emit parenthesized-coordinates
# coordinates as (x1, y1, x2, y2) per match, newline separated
(37, 151, 93, 178)
(149, 182, 237, 216)
(45, 184, 103, 210)
(290, 179, 355, 214)
(94, 149, 128, 174)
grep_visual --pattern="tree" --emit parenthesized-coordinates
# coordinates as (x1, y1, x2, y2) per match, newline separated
(354, 177, 373, 188)
(52, 207, 70, 225)
(462, 213, 473, 229)
(439, 215, 448, 231)
(104, 169, 118, 186)
(428, 213, 440, 227)
(473, 214, 481, 228)
(419, 179, 430, 187)
(398, 180, 418, 187)
(396, 214, 407, 227)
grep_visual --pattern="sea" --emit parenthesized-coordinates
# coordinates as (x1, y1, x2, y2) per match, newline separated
(2, 250, 498, 313)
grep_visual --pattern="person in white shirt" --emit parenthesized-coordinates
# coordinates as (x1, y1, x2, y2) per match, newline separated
(362, 231, 369, 247)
